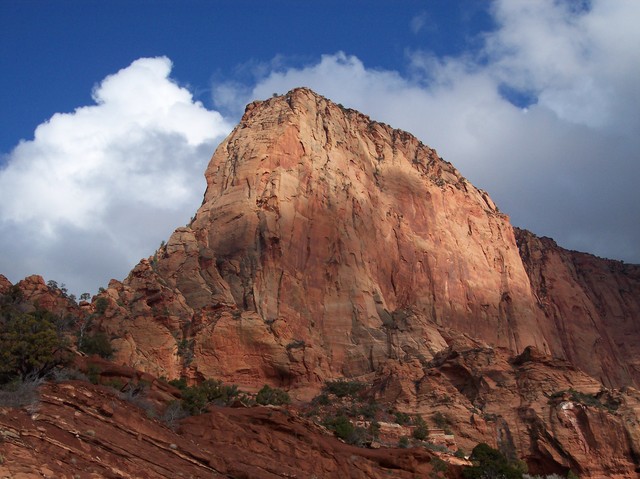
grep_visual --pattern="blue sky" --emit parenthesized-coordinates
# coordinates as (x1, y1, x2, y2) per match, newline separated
(1, 1, 639, 295)
(0, 1, 493, 153)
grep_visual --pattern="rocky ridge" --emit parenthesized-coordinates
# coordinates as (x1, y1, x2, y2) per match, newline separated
(0, 378, 447, 479)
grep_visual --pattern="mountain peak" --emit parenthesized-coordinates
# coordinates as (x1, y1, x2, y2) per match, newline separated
(88, 88, 640, 393)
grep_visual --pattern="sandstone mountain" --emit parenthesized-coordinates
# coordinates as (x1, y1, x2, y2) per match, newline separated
(3, 88, 640, 478)
(93, 87, 639, 391)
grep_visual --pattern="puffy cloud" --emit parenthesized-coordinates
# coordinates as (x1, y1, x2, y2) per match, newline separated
(0, 57, 232, 294)
(217, 0, 640, 264)
(410, 12, 433, 35)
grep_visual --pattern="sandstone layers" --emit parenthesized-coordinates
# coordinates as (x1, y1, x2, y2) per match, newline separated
(0, 379, 445, 479)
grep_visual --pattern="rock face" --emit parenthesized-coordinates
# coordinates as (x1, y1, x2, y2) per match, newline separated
(0, 274, 86, 320)
(98, 88, 557, 386)
(371, 342, 640, 478)
(97, 88, 640, 395)
(4, 87, 640, 477)
(516, 228, 640, 388)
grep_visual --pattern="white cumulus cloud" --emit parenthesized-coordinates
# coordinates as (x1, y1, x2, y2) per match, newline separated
(0, 56, 232, 294)
(215, 0, 640, 264)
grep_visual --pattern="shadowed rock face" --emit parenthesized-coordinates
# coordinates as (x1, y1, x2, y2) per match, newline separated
(515, 228, 640, 388)
(371, 344, 640, 478)
(94, 88, 639, 393)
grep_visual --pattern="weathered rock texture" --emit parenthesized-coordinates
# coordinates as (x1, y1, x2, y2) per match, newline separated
(5, 275, 85, 319)
(371, 342, 640, 478)
(4, 87, 640, 477)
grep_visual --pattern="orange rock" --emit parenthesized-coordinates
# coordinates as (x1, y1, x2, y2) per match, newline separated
(5, 88, 640, 477)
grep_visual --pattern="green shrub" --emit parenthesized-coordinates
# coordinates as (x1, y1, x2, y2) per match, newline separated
(94, 297, 109, 315)
(431, 457, 448, 473)
(177, 338, 195, 366)
(312, 392, 330, 406)
(399, 436, 410, 448)
(354, 401, 378, 419)
(413, 415, 429, 440)
(168, 377, 188, 391)
(323, 380, 365, 398)
(331, 415, 353, 440)
(462, 443, 523, 479)
(181, 379, 240, 415)
(324, 415, 367, 445)
(394, 411, 412, 425)
(433, 411, 452, 433)
(255, 385, 290, 406)
(79, 332, 113, 359)
(0, 310, 69, 382)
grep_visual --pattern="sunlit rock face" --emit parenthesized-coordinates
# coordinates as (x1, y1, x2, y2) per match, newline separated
(97, 88, 639, 394)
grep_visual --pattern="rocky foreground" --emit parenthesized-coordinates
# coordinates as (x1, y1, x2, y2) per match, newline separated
(2, 88, 640, 477)
(0, 371, 449, 479)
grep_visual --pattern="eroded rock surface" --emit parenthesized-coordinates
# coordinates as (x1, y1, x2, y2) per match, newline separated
(371, 344, 640, 478)
(516, 228, 640, 388)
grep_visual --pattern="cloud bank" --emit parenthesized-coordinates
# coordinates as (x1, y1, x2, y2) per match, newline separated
(0, 57, 231, 294)
(215, 0, 640, 265)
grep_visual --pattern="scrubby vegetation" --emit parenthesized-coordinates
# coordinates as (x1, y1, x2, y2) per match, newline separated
(412, 414, 429, 440)
(177, 379, 242, 414)
(0, 288, 71, 384)
(462, 443, 528, 479)
(78, 331, 114, 359)
(256, 384, 291, 406)
(323, 379, 366, 399)
(163, 378, 290, 416)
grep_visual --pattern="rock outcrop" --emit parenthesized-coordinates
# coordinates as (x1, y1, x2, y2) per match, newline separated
(371, 342, 640, 478)
(97, 88, 558, 387)
(0, 380, 447, 479)
(95, 88, 639, 394)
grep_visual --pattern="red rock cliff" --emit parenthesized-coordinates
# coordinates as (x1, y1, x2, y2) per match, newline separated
(96, 88, 639, 393)
(515, 228, 640, 388)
